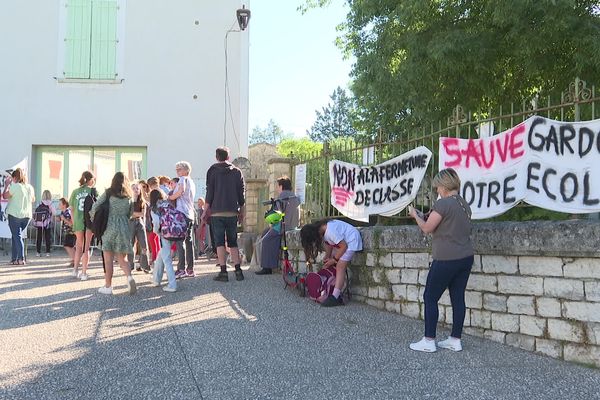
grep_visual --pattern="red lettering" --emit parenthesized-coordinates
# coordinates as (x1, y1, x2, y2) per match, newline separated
(495, 132, 510, 162)
(462, 139, 482, 168)
(442, 138, 461, 167)
(479, 141, 495, 169)
(510, 123, 526, 159)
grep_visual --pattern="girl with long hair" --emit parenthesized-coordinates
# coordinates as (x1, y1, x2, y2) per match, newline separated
(2, 168, 35, 265)
(68, 171, 95, 279)
(128, 182, 151, 273)
(91, 172, 137, 295)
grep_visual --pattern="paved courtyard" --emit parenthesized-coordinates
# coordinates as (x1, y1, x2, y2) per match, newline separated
(0, 251, 599, 399)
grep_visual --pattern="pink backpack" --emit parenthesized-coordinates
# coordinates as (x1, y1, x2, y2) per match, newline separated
(306, 266, 337, 303)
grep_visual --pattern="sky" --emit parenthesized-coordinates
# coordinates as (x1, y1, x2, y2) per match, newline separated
(248, 1, 353, 138)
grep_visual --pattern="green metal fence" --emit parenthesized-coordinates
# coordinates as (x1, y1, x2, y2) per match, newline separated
(295, 78, 599, 223)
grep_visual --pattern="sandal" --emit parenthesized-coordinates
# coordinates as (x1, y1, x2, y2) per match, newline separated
(17, 260, 26, 265)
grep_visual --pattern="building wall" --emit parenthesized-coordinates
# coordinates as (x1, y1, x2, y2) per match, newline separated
(0, 0, 249, 196)
(286, 220, 600, 367)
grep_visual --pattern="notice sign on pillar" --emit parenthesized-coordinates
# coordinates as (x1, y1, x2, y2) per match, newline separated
(295, 163, 307, 204)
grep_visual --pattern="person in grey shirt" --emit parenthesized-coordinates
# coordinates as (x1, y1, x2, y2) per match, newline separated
(168, 161, 196, 278)
(408, 168, 474, 353)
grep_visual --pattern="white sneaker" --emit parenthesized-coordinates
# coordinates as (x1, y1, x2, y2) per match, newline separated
(80, 273, 89, 281)
(437, 337, 462, 352)
(36, 253, 42, 257)
(162, 286, 176, 293)
(45, 253, 51, 257)
(409, 337, 437, 353)
(71, 268, 79, 277)
(98, 286, 113, 295)
(149, 281, 161, 287)
(127, 276, 137, 295)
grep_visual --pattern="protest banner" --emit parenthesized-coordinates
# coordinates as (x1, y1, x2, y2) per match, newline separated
(330, 147, 432, 222)
(439, 116, 600, 218)
(0, 158, 29, 239)
(294, 163, 307, 204)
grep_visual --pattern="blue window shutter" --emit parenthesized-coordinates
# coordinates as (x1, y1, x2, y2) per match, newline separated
(90, 0, 118, 80)
(64, 0, 92, 78)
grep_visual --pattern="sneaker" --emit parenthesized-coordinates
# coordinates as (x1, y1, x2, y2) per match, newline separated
(437, 337, 462, 352)
(175, 270, 186, 279)
(142, 267, 151, 274)
(213, 271, 229, 282)
(98, 286, 113, 295)
(409, 337, 437, 353)
(185, 269, 195, 278)
(235, 269, 244, 281)
(162, 286, 177, 293)
(45, 253, 51, 257)
(135, 267, 142, 272)
(254, 268, 272, 275)
(127, 276, 137, 295)
(71, 268, 79, 278)
(36, 252, 42, 257)
(321, 295, 344, 307)
(149, 281, 161, 287)
(79, 273, 89, 281)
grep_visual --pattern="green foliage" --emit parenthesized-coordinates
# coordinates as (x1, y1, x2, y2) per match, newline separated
(277, 137, 323, 160)
(249, 119, 292, 145)
(304, 0, 600, 138)
(307, 86, 358, 141)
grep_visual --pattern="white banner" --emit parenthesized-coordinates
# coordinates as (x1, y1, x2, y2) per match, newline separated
(330, 147, 432, 222)
(0, 157, 29, 239)
(294, 163, 307, 204)
(439, 116, 600, 219)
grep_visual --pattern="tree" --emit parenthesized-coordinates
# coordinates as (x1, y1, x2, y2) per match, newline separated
(277, 137, 323, 160)
(304, 1, 600, 138)
(249, 119, 291, 145)
(307, 86, 358, 142)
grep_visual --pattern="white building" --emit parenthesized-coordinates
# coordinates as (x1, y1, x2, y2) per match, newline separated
(0, 0, 250, 198)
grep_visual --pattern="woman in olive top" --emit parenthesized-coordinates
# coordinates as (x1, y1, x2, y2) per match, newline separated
(2, 168, 35, 265)
(69, 171, 96, 278)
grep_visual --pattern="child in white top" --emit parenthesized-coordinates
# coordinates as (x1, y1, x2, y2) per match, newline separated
(300, 219, 362, 307)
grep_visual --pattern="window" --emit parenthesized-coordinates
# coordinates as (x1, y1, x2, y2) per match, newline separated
(63, 0, 120, 80)
(35, 147, 146, 199)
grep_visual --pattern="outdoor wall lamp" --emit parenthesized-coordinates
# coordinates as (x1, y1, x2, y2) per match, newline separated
(236, 5, 251, 31)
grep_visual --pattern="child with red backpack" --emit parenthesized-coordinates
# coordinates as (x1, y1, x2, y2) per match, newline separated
(33, 190, 55, 257)
(301, 219, 362, 307)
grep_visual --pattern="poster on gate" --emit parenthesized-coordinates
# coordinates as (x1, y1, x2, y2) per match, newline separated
(0, 158, 29, 239)
(329, 146, 432, 222)
(439, 116, 600, 219)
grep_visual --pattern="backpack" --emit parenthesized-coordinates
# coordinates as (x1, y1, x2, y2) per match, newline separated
(83, 188, 98, 230)
(157, 200, 187, 241)
(32, 203, 52, 228)
(91, 192, 110, 239)
(306, 266, 337, 303)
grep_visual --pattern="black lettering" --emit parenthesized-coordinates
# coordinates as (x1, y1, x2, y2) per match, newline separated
(475, 182, 486, 208)
(579, 127, 594, 158)
(487, 181, 501, 207)
(545, 126, 559, 154)
(354, 191, 364, 206)
(391, 163, 398, 179)
(560, 173, 578, 202)
(399, 179, 408, 196)
(503, 174, 517, 203)
(583, 172, 600, 206)
(357, 169, 366, 185)
(407, 178, 414, 195)
(527, 162, 541, 193)
(463, 181, 475, 206)
(542, 168, 557, 200)
(559, 125, 576, 155)
(391, 185, 400, 201)
(364, 189, 371, 207)
(527, 117, 546, 151)
(372, 188, 381, 205)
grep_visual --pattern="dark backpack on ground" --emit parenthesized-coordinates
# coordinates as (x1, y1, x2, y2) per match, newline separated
(32, 203, 52, 228)
(83, 188, 98, 231)
(92, 192, 110, 239)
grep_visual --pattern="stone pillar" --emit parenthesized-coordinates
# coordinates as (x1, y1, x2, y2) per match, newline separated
(267, 158, 293, 198)
(244, 178, 267, 234)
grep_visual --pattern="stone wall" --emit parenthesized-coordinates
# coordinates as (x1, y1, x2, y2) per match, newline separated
(286, 220, 600, 367)
(248, 143, 279, 180)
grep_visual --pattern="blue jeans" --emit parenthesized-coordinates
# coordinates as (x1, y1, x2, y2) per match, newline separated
(8, 215, 30, 261)
(153, 236, 176, 289)
(423, 255, 474, 339)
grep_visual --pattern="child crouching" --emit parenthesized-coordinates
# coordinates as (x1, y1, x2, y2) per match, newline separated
(300, 219, 362, 307)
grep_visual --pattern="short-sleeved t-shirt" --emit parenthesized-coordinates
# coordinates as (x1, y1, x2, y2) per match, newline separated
(69, 185, 93, 232)
(323, 220, 363, 251)
(431, 195, 474, 261)
(175, 176, 196, 221)
(6, 183, 34, 219)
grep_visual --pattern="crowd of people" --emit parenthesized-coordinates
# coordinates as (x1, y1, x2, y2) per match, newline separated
(3, 158, 474, 352)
